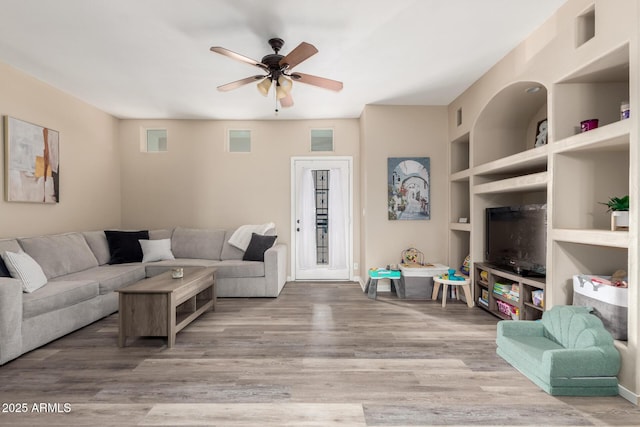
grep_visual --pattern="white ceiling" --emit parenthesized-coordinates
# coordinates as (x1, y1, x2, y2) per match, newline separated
(0, 0, 566, 120)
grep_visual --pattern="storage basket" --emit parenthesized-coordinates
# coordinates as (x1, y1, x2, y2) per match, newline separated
(497, 300, 519, 320)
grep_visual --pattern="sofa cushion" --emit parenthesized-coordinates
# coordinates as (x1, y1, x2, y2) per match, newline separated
(140, 238, 175, 262)
(149, 229, 174, 240)
(243, 233, 277, 262)
(18, 233, 99, 279)
(83, 231, 111, 265)
(498, 335, 564, 368)
(84, 229, 174, 265)
(214, 260, 265, 279)
(22, 280, 99, 319)
(541, 305, 601, 349)
(53, 264, 146, 295)
(171, 227, 225, 260)
(104, 230, 149, 264)
(1, 250, 48, 293)
(221, 230, 244, 261)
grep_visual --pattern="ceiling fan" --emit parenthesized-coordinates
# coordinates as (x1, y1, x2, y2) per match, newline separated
(210, 38, 343, 109)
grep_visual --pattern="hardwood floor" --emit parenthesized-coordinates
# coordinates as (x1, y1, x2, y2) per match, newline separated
(1, 282, 639, 426)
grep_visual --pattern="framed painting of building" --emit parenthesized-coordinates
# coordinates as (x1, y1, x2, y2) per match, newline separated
(4, 116, 60, 203)
(388, 157, 430, 220)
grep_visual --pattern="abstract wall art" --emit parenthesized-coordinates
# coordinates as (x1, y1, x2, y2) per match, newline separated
(4, 116, 60, 203)
(388, 157, 430, 220)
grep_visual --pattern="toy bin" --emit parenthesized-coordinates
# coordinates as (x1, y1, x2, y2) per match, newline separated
(573, 275, 628, 340)
(398, 263, 448, 299)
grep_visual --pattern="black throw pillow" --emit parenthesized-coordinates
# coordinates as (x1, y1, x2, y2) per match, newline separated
(243, 233, 277, 262)
(0, 258, 10, 277)
(104, 230, 149, 264)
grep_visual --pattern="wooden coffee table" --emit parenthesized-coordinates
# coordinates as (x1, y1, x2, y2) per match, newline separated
(116, 267, 216, 347)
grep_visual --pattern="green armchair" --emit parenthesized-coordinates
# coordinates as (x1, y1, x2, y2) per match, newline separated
(496, 305, 620, 396)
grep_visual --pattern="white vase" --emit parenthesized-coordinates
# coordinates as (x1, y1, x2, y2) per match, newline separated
(611, 211, 629, 230)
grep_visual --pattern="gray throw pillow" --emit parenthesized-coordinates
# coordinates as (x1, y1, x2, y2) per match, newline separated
(242, 233, 277, 262)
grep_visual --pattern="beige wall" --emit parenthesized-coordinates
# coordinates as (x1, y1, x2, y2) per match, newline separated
(0, 63, 121, 237)
(118, 118, 360, 278)
(360, 105, 448, 273)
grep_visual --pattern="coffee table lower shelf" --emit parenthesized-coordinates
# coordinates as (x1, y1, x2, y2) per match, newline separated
(116, 267, 216, 348)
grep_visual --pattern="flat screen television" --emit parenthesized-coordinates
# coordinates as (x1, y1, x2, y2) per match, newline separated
(485, 204, 547, 277)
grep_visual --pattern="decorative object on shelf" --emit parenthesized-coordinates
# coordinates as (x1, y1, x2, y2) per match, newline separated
(534, 118, 548, 147)
(387, 157, 430, 220)
(457, 217, 468, 223)
(401, 247, 424, 267)
(4, 116, 60, 203)
(620, 101, 630, 120)
(580, 118, 599, 132)
(600, 195, 629, 231)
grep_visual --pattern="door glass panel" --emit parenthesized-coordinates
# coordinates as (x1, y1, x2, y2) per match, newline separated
(312, 170, 329, 265)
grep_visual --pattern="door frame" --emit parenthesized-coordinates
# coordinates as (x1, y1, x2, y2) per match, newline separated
(290, 156, 354, 281)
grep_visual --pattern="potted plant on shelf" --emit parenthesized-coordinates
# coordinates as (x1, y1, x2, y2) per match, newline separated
(601, 195, 629, 231)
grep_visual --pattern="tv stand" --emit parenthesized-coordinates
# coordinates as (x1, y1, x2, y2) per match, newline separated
(474, 263, 545, 321)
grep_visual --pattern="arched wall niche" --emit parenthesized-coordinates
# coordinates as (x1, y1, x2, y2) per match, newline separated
(472, 81, 548, 166)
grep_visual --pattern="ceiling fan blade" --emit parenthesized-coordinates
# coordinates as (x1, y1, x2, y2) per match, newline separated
(210, 46, 268, 71)
(279, 42, 318, 70)
(290, 72, 343, 92)
(217, 75, 265, 92)
(279, 92, 294, 108)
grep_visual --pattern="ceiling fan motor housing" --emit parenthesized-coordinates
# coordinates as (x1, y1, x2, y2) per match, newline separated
(262, 38, 287, 81)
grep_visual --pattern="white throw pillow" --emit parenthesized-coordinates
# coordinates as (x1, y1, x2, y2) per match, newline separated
(228, 222, 276, 251)
(1, 250, 48, 293)
(139, 239, 175, 263)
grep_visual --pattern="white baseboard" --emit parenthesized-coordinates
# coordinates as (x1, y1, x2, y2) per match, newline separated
(618, 384, 639, 405)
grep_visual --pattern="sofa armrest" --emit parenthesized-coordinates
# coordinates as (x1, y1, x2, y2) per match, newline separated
(543, 347, 621, 378)
(0, 278, 23, 365)
(497, 320, 544, 338)
(264, 243, 287, 297)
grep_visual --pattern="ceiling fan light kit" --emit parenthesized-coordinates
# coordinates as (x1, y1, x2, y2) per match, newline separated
(211, 38, 342, 112)
(257, 78, 272, 96)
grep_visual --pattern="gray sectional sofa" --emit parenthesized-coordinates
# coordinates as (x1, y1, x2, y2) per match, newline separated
(0, 227, 287, 365)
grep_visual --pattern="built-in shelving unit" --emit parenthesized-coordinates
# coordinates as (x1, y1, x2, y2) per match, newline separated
(448, 16, 637, 401)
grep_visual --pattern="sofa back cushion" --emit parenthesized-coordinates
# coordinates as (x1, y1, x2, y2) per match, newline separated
(542, 305, 612, 349)
(84, 229, 175, 265)
(221, 230, 244, 260)
(150, 229, 173, 240)
(83, 231, 111, 265)
(171, 227, 225, 260)
(18, 233, 99, 279)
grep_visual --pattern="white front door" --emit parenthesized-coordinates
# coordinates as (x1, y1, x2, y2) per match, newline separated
(292, 157, 352, 280)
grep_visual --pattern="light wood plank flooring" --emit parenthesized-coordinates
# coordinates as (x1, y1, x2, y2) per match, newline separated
(0, 282, 639, 426)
